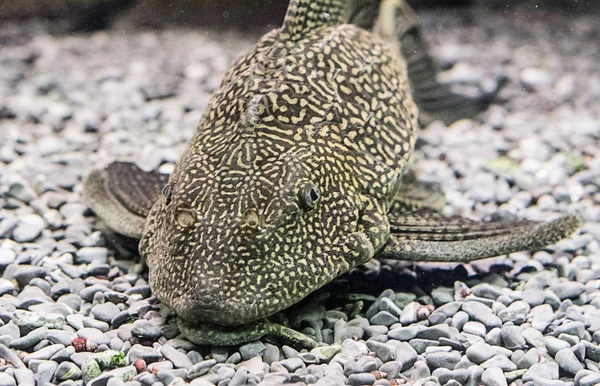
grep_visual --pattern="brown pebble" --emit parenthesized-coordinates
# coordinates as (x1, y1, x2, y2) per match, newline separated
(133, 358, 146, 373)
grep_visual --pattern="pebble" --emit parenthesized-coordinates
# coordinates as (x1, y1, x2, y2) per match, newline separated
(555, 347, 583, 374)
(11, 214, 45, 242)
(462, 301, 502, 328)
(161, 344, 193, 369)
(90, 303, 121, 324)
(481, 366, 508, 386)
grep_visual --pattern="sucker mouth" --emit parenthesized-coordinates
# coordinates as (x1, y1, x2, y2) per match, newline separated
(172, 293, 262, 326)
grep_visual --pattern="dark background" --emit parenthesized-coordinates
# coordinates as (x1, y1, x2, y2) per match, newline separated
(0, 0, 597, 31)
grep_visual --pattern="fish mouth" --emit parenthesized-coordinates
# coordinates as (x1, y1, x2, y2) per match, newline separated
(170, 293, 262, 326)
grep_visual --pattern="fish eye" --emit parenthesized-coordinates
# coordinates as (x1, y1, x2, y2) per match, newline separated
(241, 208, 262, 229)
(162, 184, 172, 205)
(298, 182, 320, 210)
(176, 207, 195, 228)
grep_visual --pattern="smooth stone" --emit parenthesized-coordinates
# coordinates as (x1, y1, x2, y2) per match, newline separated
(161, 344, 193, 369)
(13, 368, 35, 385)
(77, 327, 110, 345)
(481, 366, 507, 386)
(126, 344, 161, 364)
(0, 373, 16, 386)
(54, 361, 82, 381)
(462, 301, 502, 328)
(90, 303, 120, 324)
(425, 351, 461, 370)
(466, 343, 495, 364)
(366, 340, 396, 362)
(522, 362, 559, 382)
(555, 347, 583, 375)
(550, 282, 586, 300)
(0, 343, 25, 368)
(76, 247, 108, 264)
(12, 214, 45, 242)
(188, 359, 217, 379)
(388, 326, 424, 341)
(36, 360, 58, 386)
(480, 355, 517, 372)
(501, 326, 527, 350)
(516, 348, 539, 369)
(0, 279, 15, 296)
(498, 301, 530, 324)
(131, 319, 162, 340)
(23, 343, 65, 363)
(370, 311, 398, 327)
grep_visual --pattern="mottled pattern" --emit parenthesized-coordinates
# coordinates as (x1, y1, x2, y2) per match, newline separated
(141, 2, 419, 326)
(83, 0, 579, 335)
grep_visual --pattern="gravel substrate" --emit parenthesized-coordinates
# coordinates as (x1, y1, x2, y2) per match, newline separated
(1, 4, 599, 386)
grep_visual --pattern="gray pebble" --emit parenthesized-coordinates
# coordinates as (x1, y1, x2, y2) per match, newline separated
(342, 340, 369, 360)
(90, 303, 121, 324)
(188, 359, 217, 379)
(12, 214, 45, 242)
(54, 361, 82, 381)
(462, 301, 502, 328)
(481, 366, 507, 386)
(278, 357, 304, 372)
(10, 327, 48, 349)
(23, 343, 65, 363)
(379, 361, 402, 379)
(550, 282, 586, 300)
(501, 326, 527, 350)
(348, 373, 376, 386)
(521, 288, 546, 307)
(425, 351, 461, 370)
(77, 327, 110, 345)
(378, 298, 402, 317)
(555, 347, 583, 375)
(480, 354, 517, 371)
(0, 343, 25, 368)
(466, 342, 495, 364)
(161, 344, 193, 369)
(463, 321, 487, 337)
(498, 301, 530, 324)
(131, 319, 162, 341)
(523, 362, 559, 382)
(370, 310, 398, 326)
(387, 325, 424, 341)
(36, 360, 58, 386)
(366, 340, 396, 362)
(0, 248, 16, 270)
(76, 247, 108, 264)
(0, 374, 16, 386)
(517, 348, 539, 369)
(400, 302, 421, 325)
(417, 324, 455, 340)
(126, 344, 161, 364)
(530, 304, 555, 332)
(238, 341, 266, 361)
(13, 368, 35, 385)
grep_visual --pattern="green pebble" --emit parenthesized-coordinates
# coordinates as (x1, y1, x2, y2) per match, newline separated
(82, 359, 101, 384)
(92, 350, 126, 369)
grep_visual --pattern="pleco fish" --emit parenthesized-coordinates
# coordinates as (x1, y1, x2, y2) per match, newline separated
(84, 0, 580, 347)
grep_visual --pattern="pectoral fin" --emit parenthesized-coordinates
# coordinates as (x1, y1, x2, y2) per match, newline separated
(83, 162, 168, 239)
(380, 209, 581, 262)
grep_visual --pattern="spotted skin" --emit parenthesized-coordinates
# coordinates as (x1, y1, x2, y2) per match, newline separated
(84, 0, 580, 346)
(141, 22, 415, 326)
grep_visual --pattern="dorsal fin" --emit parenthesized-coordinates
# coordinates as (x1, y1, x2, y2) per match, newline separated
(281, 0, 380, 43)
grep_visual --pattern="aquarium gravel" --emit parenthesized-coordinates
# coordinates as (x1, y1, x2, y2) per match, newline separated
(1, 3, 600, 386)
